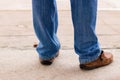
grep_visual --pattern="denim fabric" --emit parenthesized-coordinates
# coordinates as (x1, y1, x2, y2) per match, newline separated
(32, 0, 101, 64)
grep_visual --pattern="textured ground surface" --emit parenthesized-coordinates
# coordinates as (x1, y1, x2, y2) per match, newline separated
(0, 10, 120, 80)
(0, 0, 120, 10)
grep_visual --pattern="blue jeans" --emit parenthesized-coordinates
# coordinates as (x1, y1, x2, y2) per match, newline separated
(32, 0, 101, 64)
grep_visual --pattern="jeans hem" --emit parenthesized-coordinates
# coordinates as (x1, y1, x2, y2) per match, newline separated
(79, 51, 101, 64)
(38, 46, 60, 60)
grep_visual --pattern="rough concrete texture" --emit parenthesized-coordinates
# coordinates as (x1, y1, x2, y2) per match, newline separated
(0, 11, 120, 80)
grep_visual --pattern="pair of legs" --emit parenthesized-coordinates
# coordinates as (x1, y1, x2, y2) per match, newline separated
(32, 0, 101, 64)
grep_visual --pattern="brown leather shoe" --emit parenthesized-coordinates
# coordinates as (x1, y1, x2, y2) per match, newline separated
(39, 52, 59, 65)
(80, 51, 113, 70)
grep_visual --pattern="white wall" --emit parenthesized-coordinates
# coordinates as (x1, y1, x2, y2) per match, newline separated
(0, 0, 120, 10)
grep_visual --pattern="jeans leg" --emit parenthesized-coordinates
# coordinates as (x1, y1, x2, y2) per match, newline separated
(70, 0, 101, 64)
(32, 0, 60, 60)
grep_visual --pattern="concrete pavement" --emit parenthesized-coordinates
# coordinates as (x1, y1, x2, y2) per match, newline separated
(0, 10, 120, 80)
(0, 0, 120, 10)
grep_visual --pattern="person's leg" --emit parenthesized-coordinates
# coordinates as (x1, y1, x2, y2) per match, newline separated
(32, 0, 60, 60)
(70, 0, 113, 70)
(70, 0, 101, 64)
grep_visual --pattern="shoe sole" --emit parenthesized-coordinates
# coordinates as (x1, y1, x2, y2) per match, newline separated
(80, 60, 113, 70)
